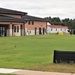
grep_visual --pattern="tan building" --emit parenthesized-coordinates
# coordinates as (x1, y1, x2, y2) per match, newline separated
(0, 8, 47, 37)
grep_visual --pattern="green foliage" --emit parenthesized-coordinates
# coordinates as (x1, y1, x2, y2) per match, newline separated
(45, 17, 61, 25)
(45, 16, 75, 30)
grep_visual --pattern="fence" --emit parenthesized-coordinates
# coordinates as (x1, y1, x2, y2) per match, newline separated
(53, 50, 75, 63)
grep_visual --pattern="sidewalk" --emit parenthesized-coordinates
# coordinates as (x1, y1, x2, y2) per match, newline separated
(0, 68, 20, 74)
(14, 70, 75, 75)
(0, 68, 75, 75)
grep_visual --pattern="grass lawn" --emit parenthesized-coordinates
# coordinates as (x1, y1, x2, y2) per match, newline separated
(0, 34, 75, 73)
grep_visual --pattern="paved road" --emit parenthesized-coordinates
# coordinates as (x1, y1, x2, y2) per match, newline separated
(0, 68, 75, 75)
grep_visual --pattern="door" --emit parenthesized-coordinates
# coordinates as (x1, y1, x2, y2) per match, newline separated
(0, 26, 7, 36)
(43, 28, 45, 35)
(35, 27, 37, 35)
(39, 28, 41, 35)
(20, 25, 22, 36)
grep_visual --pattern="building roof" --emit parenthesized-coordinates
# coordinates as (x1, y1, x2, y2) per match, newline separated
(48, 25, 68, 28)
(0, 8, 47, 22)
(22, 15, 47, 22)
(0, 15, 24, 23)
(0, 8, 27, 16)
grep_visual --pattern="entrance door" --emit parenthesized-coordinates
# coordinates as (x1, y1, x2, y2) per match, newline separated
(20, 25, 22, 36)
(43, 28, 45, 35)
(0, 26, 7, 36)
(39, 28, 41, 35)
(35, 27, 37, 35)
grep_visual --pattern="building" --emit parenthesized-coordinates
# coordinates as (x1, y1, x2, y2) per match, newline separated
(23, 15, 47, 35)
(0, 8, 47, 37)
(47, 24, 69, 34)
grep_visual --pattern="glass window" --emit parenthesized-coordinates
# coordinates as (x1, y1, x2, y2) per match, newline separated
(28, 21, 30, 25)
(17, 26, 19, 32)
(14, 26, 19, 32)
(51, 29, 52, 31)
(56, 29, 57, 31)
(61, 29, 62, 31)
(32, 21, 34, 25)
(14, 26, 16, 32)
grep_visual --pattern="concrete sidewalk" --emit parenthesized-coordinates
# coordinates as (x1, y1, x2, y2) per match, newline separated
(0, 68, 20, 74)
(0, 68, 75, 75)
(14, 70, 75, 75)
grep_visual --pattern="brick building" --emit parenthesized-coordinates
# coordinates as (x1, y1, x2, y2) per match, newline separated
(0, 8, 47, 36)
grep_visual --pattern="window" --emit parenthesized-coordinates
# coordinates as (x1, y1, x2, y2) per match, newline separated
(61, 29, 62, 31)
(14, 26, 19, 32)
(56, 29, 57, 31)
(32, 21, 34, 25)
(51, 29, 52, 31)
(14, 26, 16, 32)
(28, 21, 30, 25)
(17, 26, 19, 32)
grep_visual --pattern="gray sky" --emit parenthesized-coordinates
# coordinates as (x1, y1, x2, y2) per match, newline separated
(0, 0, 75, 19)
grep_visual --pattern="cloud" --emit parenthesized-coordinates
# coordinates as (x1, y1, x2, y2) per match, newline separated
(0, 0, 75, 19)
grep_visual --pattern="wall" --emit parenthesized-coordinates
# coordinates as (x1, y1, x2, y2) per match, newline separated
(25, 21, 47, 35)
(47, 26, 69, 34)
(2, 14, 22, 18)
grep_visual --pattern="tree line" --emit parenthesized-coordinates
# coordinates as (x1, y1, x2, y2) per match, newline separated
(45, 16, 75, 30)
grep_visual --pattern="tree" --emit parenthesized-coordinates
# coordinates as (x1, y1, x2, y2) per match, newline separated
(62, 18, 71, 26)
(45, 16, 52, 23)
(51, 17, 61, 25)
(45, 17, 61, 25)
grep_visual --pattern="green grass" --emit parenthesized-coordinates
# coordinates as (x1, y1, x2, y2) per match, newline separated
(0, 34, 75, 73)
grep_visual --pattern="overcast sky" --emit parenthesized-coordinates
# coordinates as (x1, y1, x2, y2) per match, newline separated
(0, 0, 75, 19)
